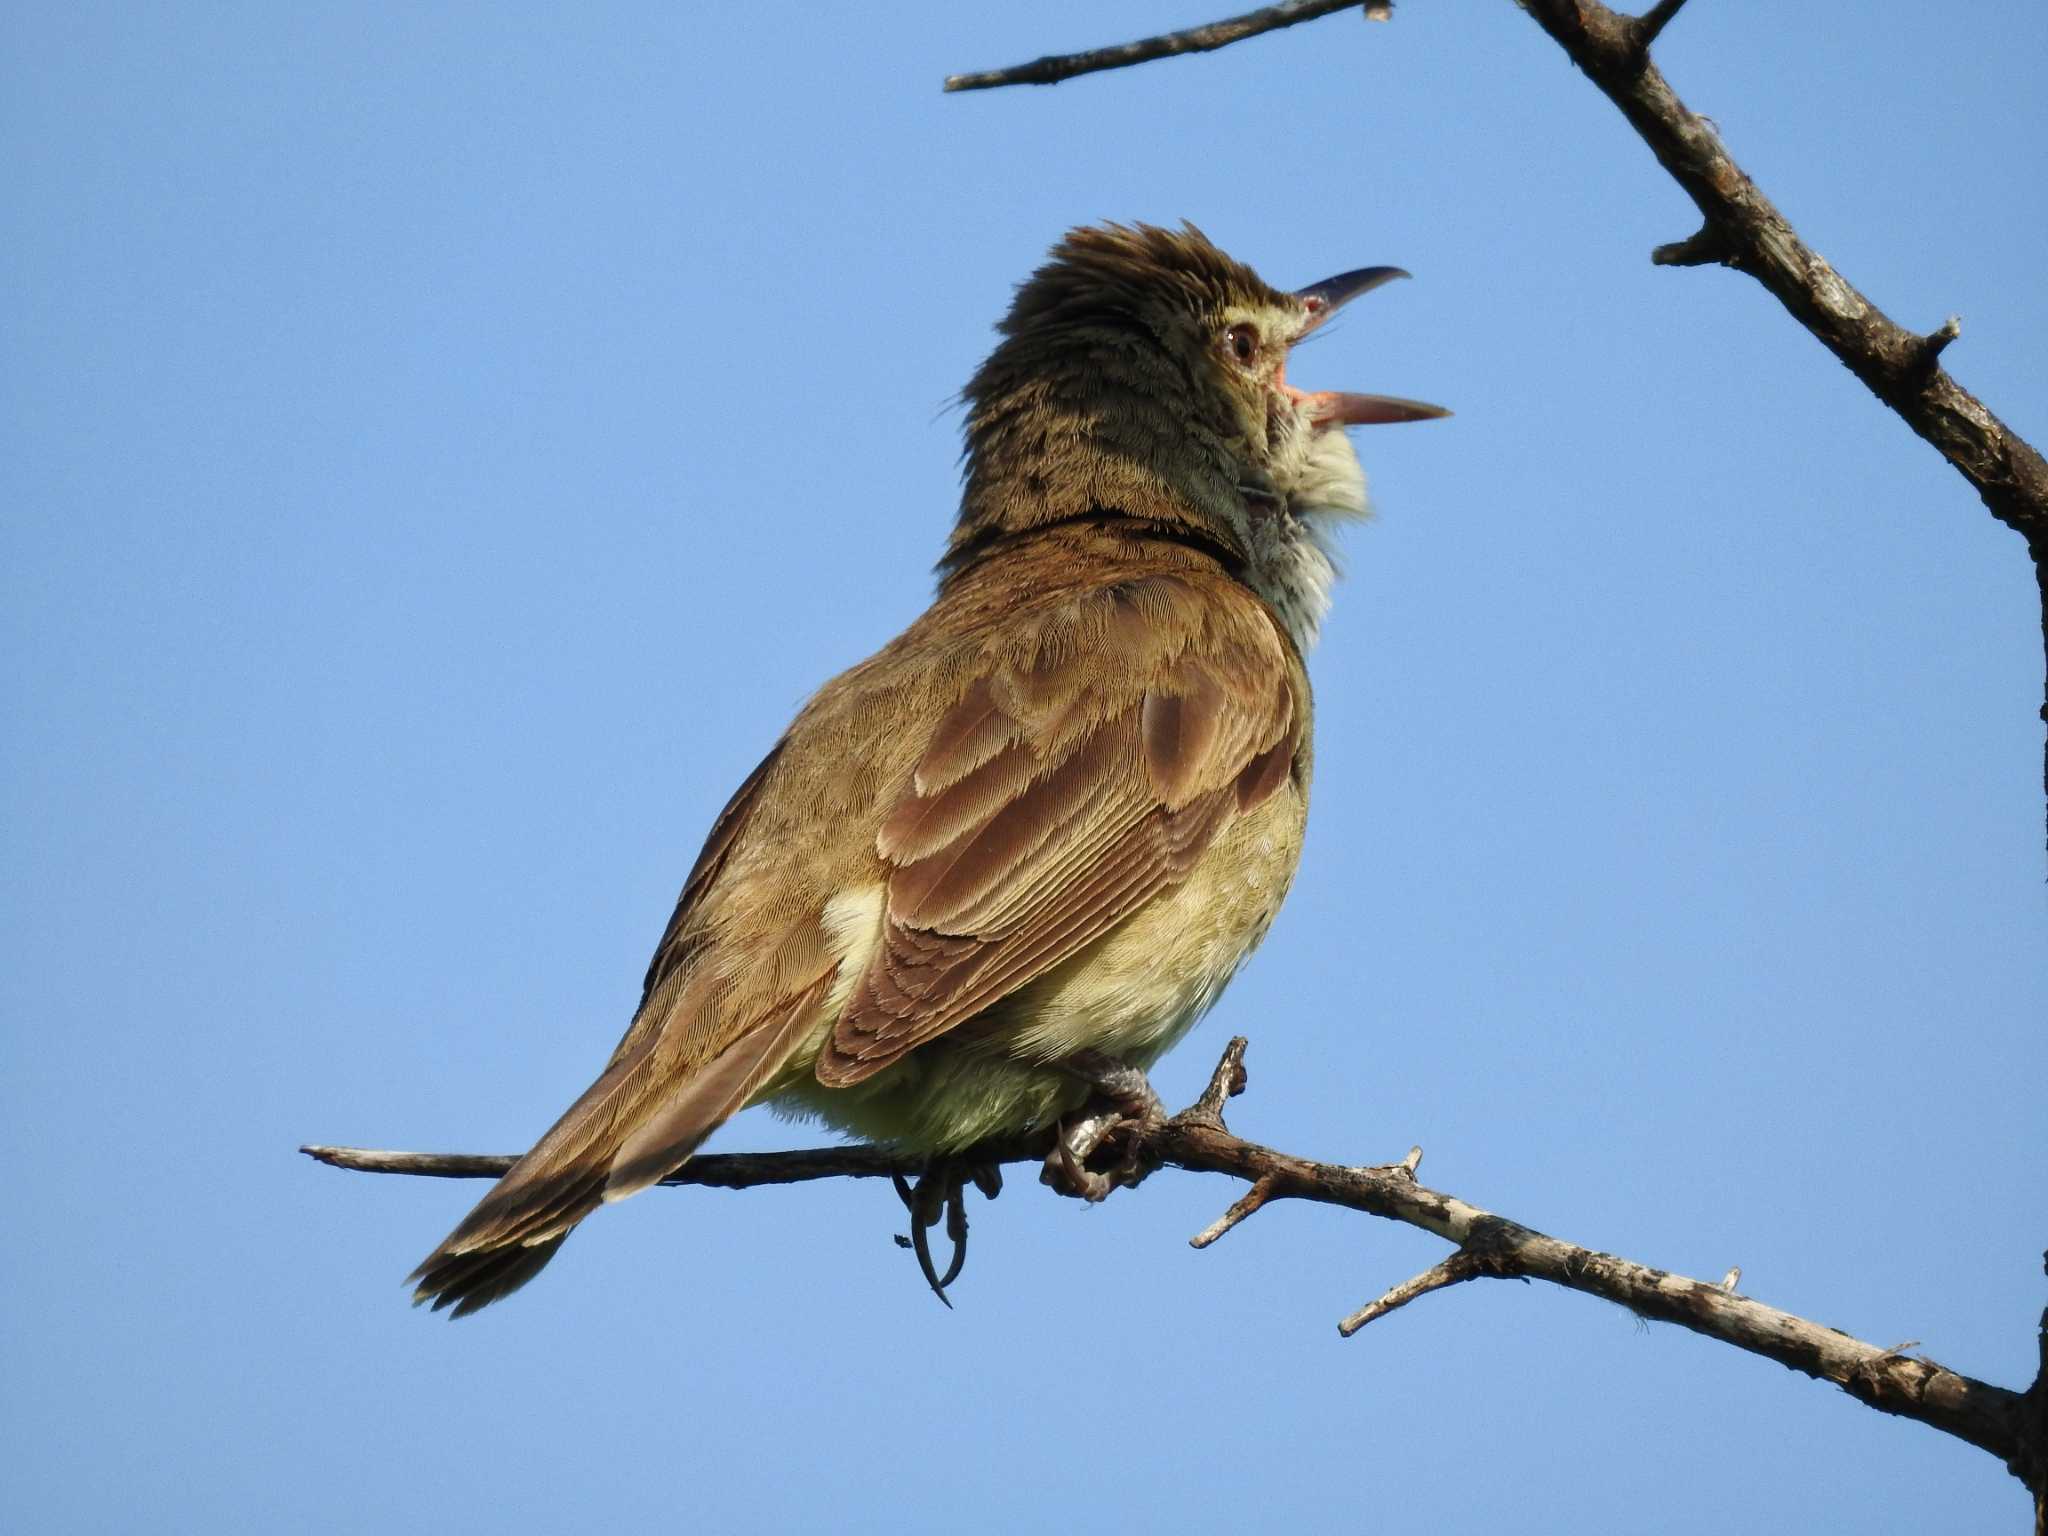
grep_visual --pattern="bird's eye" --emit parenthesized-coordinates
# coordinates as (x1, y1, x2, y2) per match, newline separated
(1226, 323, 1259, 364)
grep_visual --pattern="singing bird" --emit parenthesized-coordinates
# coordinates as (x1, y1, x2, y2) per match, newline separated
(410, 222, 1446, 1315)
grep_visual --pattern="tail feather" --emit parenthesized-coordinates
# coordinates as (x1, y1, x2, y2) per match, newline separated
(411, 1232, 570, 1318)
(406, 1044, 663, 1317)
(603, 979, 827, 1201)
(407, 978, 829, 1317)
(407, 1158, 611, 1316)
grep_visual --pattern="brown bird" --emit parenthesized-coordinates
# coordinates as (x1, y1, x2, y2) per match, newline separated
(409, 222, 1446, 1315)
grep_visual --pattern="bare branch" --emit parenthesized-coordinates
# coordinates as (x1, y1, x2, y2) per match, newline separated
(1189, 1171, 1281, 1248)
(1505, 0, 2048, 836)
(1339, 1248, 1492, 1336)
(1149, 1131, 2034, 1481)
(1513, 0, 2048, 539)
(300, 1138, 1038, 1190)
(943, 1, 1366, 94)
(306, 1039, 2038, 1488)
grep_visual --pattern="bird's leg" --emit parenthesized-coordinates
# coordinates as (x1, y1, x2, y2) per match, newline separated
(1066, 1050, 1168, 1124)
(1040, 1051, 1168, 1202)
(891, 1159, 1002, 1307)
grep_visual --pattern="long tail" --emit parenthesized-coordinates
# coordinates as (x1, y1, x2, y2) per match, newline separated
(407, 1046, 649, 1317)
(408, 990, 819, 1318)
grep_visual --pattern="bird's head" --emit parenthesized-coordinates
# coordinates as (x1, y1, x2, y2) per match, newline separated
(945, 222, 1445, 642)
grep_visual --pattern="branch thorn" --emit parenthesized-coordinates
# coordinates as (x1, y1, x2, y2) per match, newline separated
(1190, 1173, 1281, 1249)
(1652, 222, 1738, 268)
(1186, 1036, 1251, 1126)
(1632, 0, 1692, 54)
(1913, 314, 1961, 374)
(1339, 1249, 1486, 1337)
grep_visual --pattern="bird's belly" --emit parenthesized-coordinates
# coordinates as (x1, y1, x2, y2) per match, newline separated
(1005, 796, 1302, 1066)
(768, 788, 1305, 1153)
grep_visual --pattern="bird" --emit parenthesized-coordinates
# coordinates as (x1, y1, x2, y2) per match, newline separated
(408, 221, 1446, 1315)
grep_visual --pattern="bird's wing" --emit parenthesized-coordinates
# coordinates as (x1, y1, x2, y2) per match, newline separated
(817, 575, 1302, 1086)
(633, 739, 786, 1021)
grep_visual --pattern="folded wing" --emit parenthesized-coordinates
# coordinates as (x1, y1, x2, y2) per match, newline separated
(818, 580, 1302, 1086)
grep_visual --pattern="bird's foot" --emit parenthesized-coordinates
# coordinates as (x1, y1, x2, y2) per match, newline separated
(892, 1159, 1002, 1308)
(1039, 1053, 1168, 1202)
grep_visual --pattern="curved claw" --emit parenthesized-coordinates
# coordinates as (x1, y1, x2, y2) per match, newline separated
(895, 1161, 996, 1306)
(937, 1188, 970, 1291)
(908, 1195, 959, 1309)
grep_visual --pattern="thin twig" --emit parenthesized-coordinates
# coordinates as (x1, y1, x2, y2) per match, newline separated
(1190, 1172, 1280, 1248)
(943, 0, 1364, 93)
(300, 1139, 1041, 1189)
(1339, 1249, 1486, 1336)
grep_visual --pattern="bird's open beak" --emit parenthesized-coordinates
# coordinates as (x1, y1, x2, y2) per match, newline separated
(1289, 265, 1450, 427)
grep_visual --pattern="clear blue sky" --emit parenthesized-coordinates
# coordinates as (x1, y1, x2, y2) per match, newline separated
(5, 3, 2044, 1530)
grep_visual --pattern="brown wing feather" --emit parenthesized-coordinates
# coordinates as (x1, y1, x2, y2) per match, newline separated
(603, 970, 834, 1199)
(817, 587, 1300, 1088)
(637, 739, 786, 1012)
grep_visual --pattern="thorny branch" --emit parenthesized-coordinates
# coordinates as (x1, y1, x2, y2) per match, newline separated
(945, 0, 2048, 843)
(304, 1037, 2042, 1505)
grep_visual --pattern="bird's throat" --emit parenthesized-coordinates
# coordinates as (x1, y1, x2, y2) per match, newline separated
(1240, 425, 1367, 650)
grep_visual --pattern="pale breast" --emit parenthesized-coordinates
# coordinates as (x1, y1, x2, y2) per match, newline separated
(1002, 775, 1308, 1067)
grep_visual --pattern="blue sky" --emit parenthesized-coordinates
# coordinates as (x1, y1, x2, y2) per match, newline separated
(5, 2, 2044, 1530)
